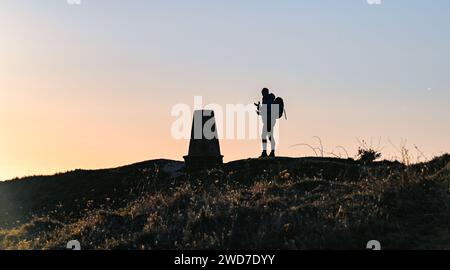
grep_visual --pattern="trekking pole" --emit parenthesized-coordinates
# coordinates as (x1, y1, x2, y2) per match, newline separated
(284, 109, 288, 120)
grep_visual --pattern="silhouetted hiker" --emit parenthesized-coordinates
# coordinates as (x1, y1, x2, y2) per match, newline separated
(255, 88, 284, 158)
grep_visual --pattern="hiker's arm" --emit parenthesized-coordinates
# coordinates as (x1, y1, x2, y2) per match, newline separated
(254, 102, 261, 115)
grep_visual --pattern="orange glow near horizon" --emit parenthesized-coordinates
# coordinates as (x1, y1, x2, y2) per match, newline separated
(1, 1, 450, 180)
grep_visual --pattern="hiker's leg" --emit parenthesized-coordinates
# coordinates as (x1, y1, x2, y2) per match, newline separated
(269, 133, 276, 151)
(269, 121, 276, 150)
(262, 139, 268, 151)
(261, 125, 268, 151)
(268, 131, 276, 158)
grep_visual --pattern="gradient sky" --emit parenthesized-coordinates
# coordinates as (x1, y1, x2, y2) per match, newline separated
(1, 0, 450, 180)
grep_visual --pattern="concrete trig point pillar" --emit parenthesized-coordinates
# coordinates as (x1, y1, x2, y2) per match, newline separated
(184, 110, 223, 171)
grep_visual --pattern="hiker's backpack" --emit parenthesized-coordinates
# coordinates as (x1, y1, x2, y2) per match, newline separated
(273, 97, 286, 119)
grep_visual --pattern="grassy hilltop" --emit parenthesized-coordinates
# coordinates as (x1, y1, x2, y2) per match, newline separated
(0, 155, 449, 250)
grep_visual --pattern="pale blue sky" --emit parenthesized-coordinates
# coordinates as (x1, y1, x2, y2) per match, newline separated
(1, 1, 449, 179)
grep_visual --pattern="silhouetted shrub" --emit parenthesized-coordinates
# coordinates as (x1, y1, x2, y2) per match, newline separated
(357, 148, 382, 163)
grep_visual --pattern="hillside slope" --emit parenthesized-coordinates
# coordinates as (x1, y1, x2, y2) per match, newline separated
(1, 155, 449, 250)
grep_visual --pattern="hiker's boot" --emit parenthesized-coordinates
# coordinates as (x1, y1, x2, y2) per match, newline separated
(269, 150, 276, 158)
(259, 151, 268, 159)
